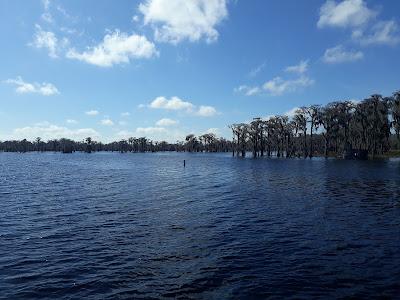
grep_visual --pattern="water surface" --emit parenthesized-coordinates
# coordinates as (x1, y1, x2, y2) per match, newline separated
(1, 152, 399, 299)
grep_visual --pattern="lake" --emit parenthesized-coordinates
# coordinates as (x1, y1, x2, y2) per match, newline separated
(1, 152, 399, 299)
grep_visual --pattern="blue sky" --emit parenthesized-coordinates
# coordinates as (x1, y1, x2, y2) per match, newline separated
(0, 0, 399, 142)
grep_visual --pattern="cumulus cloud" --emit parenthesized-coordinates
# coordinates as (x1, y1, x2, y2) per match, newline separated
(323, 45, 364, 63)
(317, 0, 399, 48)
(139, 0, 228, 44)
(148, 96, 218, 117)
(285, 60, 309, 74)
(66, 30, 158, 67)
(196, 105, 217, 117)
(11, 124, 100, 141)
(121, 112, 130, 117)
(155, 118, 179, 126)
(66, 119, 78, 124)
(149, 96, 194, 111)
(85, 110, 99, 116)
(263, 76, 314, 96)
(317, 0, 375, 29)
(101, 118, 114, 126)
(4, 76, 59, 96)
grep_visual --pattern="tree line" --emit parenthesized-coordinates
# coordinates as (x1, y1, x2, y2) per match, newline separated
(1, 91, 399, 159)
(0, 134, 233, 154)
(230, 91, 400, 158)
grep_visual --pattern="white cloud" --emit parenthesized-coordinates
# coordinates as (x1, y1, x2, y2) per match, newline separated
(136, 126, 167, 134)
(139, 0, 228, 44)
(85, 110, 99, 116)
(263, 76, 314, 96)
(205, 127, 220, 135)
(149, 96, 194, 111)
(116, 130, 132, 139)
(66, 30, 158, 67)
(42, 0, 50, 10)
(284, 107, 301, 118)
(132, 15, 140, 22)
(196, 105, 217, 117)
(317, 0, 375, 29)
(101, 118, 114, 126)
(116, 127, 185, 142)
(357, 20, 400, 45)
(66, 119, 78, 124)
(236, 60, 314, 97)
(41, 12, 54, 23)
(4, 76, 59, 96)
(323, 45, 364, 63)
(12, 124, 100, 141)
(148, 96, 218, 117)
(156, 118, 179, 126)
(35, 121, 51, 127)
(285, 60, 309, 74)
(41, 0, 53, 23)
(31, 24, 59, 58)
(234, 85, 261, 96)
(248, 61, 266, 77)
(121, 112, 130, 117)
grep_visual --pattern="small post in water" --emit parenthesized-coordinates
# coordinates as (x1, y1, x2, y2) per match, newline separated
(184, 159, 186, 167)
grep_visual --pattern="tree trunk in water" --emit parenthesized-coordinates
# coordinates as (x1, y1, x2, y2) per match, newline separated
(324, 138, 329, 158)
(309, 127, 313, 159)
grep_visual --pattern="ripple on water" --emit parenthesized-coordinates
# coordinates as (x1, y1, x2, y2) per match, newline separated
(0, 152, 399, 299)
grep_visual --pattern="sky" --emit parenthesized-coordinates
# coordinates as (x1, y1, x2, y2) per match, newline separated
(0, 0, 399, 142)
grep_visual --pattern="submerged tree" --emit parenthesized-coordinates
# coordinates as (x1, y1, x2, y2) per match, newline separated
(391, 91, 400, 142)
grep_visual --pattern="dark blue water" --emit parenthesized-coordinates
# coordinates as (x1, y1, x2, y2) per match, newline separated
(1, 152, 400, 299)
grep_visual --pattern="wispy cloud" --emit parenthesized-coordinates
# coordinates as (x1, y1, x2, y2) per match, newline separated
(235, 60, 314, 97)
(356, 20, 400, 46)
(322, 45, 364, 63)
(285, 60, 309, 74)
(234, 85, 261, 96)
(30, 24, 60, 58)
(263, 76, 314, 96)
(41, 0, 53, 23)
(248, 61, 266, 77)
(4, 76, 59, 96)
